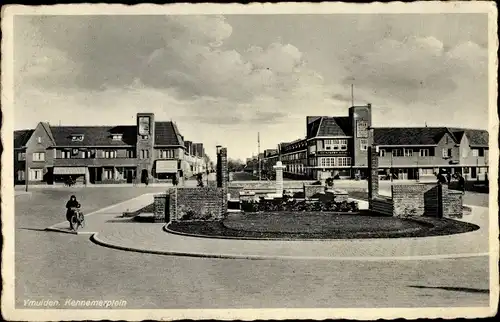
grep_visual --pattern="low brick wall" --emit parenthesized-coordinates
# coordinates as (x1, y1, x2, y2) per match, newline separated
(442, 186, 464, 218)
(169, 187, 225, 222)
(304, 184, 325, 199)
(154, 193, 168, 222)
(392, 183, 439, 217)
(229, 180, 316, 190)
(228, 186, 244, 199)
(371, 197, 394, 216)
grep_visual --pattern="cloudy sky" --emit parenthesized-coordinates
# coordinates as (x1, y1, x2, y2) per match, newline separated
(13, 13, 489, 160)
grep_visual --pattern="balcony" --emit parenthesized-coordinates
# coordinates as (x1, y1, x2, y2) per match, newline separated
(53, 158, 138, 167)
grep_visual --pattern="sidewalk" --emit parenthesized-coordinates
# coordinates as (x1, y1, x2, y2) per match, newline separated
(46, 194, 490, 260)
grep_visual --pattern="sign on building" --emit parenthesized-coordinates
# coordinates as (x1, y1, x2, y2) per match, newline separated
(138, 116, 151, 135)
(356, 120, 369, 138)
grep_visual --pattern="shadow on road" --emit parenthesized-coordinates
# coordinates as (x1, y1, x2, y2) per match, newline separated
(18, 227, 49, 232)
(409, 285, 489, 294)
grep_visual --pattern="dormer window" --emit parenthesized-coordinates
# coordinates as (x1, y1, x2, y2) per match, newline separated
(71, 134, 84, 142)
(112, 134, 123, 141)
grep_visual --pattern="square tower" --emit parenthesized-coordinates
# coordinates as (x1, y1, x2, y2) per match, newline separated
(136, 113, 155, 183)
(349, 104, 373, 170)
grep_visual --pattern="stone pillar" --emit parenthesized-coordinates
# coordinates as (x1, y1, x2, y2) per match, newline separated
(273, 161, 286, 197)
(216, 146, 229, 215)
(85, 168, 90, 185)
(154, 193, 167, 222)
(368, 146, 380, 208)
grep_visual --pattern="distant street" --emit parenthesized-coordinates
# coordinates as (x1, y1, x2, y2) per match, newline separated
(14, 187, 489, 309)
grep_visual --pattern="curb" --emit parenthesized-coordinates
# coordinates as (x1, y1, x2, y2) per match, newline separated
(89, 231, 489, 261)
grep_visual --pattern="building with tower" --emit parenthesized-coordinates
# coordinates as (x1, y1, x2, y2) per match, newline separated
(259, 103, 489, 181)
(13, 113, 210, 186)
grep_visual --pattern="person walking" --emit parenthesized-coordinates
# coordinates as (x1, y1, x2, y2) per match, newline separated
(446, 172, 452, 184)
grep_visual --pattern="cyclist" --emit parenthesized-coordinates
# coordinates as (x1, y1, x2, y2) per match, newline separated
(65, 195, 82, 228)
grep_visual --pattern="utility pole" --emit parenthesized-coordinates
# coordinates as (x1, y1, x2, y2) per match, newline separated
(258, 132, 261, 181)
(351, 83, 354, 107)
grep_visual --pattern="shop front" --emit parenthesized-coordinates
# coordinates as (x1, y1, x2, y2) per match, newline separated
(53, 167, 88, 184)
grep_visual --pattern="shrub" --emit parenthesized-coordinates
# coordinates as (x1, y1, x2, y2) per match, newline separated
(240, 198, 359, 213)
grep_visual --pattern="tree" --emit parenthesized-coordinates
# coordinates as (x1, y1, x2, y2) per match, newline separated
(228, 158, 245, 172)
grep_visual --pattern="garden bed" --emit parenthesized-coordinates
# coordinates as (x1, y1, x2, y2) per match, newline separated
(167, 211, 479, 240)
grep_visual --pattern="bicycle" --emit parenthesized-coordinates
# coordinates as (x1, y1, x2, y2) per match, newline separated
(69, 207, 85, 231)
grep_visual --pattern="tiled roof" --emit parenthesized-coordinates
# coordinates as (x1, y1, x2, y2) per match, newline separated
(449, 128, 489, 147)
(50, 126, 137, 146)
(307, 116, 351, 138)
(373, 127, 454, 146)
(14, 129, 34, 148)
(154, 122, 183, 146)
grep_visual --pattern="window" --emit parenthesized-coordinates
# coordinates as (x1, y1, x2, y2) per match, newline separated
(339, 140, 348, 151)
(60, 150, 71, 159)
(18, 170, 25, 181)
(463, 167, 469, 174)
(445, 135, 449, 144)
(360, 139, 368, 151)
(320, 157, 335, 167)
(324, 139, 348, 151)
(472, 149, 478, 157)
(29, 169, 43, 181)
(404, 149, 413, 157)
(71, 135, 84, 142)
(420, 149, 429, 157)
(336, 157, 352, 166)
(81, 150, 93, 158)
(18, 152, 26, 161)
(127, 150, 136, 158)
(141, 150, 150, 159)
(442, 148, 451, 158)
(112, 134, 123, 141)
(479, 148, 485, 157)
(392, 149, 403, 157)
(37, 137, 42, 143)
(32, 152, 45, 162)
(103, 169, 114, 180)
(379, 149, 386, 157)
(160, 150, 175, 159)
(103, 150, 116, 158)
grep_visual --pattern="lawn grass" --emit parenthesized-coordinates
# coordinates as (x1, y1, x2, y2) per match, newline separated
(168, 212, 479, 240)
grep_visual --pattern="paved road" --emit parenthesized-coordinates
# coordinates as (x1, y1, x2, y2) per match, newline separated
(13, 188, 490, 309)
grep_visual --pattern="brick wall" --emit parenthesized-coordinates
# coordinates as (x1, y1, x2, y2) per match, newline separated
(229, 181, 314, 190)
(228, 186, 244, 199)
(371, 198, 394, 216)
(217, 147, 229, 214)
(304, 184, 325, 199)
(154, 193, 168, 222)
(442, 185, 464, 218)
(170, 187, 225, 221)
(368, 146, 379, 201)
(392, 183, 440, 217)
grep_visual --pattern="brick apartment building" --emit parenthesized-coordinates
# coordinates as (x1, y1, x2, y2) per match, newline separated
(251, 104, 489, 181)
(14, 113, 210, 185)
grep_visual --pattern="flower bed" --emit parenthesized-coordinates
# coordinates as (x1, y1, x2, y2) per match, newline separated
(241, 197, 359, 213)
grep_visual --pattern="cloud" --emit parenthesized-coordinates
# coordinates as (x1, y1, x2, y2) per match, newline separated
(341, 36, 487, 104)
(13, 14, 490, 159)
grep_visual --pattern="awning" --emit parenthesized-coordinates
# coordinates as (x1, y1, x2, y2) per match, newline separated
(53, 167, 87, 175)
(156, 160, 178, 173)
